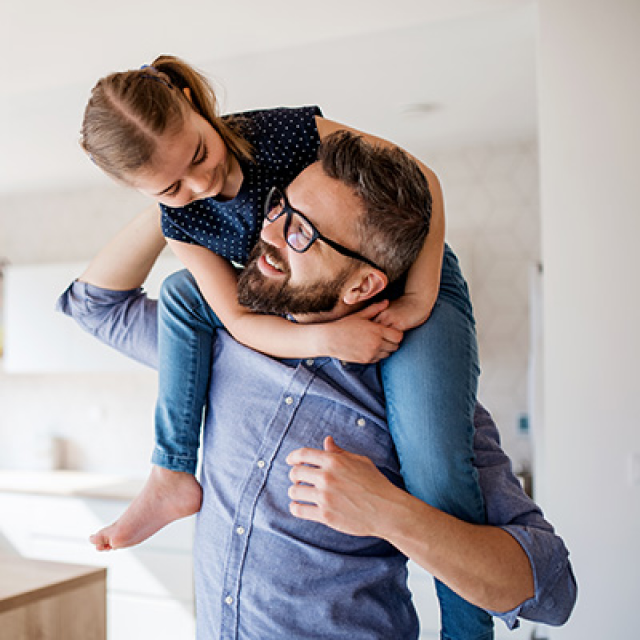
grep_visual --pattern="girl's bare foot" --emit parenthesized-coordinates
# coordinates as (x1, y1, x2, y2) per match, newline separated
(89, 466, 202, 551)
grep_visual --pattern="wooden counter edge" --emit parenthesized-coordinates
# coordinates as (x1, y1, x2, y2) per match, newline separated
(0, 558, 106, 614)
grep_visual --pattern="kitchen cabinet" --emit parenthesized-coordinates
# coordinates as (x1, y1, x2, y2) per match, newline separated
(2, 256, 180, 373)
(0, 554, 106, 640)
(0, 471, 195, 640)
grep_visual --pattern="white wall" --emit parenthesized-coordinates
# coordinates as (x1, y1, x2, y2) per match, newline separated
(537, 0, 640, 637)
(0, 185, 158, 474)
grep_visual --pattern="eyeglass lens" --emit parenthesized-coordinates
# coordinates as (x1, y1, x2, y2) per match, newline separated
(266, 188, 315, 252)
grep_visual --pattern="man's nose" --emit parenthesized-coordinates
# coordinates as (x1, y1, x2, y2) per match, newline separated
(260, 214, 287, 249)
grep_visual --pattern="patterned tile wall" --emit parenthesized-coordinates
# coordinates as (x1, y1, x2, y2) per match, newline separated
(427, 139, 540, 471)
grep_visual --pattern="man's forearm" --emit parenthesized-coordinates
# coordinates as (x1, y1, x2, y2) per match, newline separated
(378, 486, 535, 613)
(287, 438, 534, 614)
(79, 204, 166, 290)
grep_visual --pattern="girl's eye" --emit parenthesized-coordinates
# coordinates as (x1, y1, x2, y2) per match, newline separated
(193, 146, 209, 166)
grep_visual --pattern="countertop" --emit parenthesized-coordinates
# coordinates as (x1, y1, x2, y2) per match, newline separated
(0, 470, 144, 501)
(0, 554, 106, 613)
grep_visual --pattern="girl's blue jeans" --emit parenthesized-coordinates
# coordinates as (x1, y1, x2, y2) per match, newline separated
(381, 245, 493, 639)
(153, 245, 492, 639)
(152, 269, 223, 475)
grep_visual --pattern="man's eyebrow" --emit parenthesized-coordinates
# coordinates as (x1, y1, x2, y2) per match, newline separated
(153, 136, 203, 197)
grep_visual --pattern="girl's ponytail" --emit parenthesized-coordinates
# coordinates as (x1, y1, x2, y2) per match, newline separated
(152, 55, 252, 163)
(81, 55, 252, 184)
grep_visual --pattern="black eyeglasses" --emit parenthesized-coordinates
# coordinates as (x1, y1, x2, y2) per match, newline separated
(263, 186, 385, 273)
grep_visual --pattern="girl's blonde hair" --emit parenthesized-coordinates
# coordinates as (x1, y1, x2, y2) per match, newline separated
(80, 54, 252, 183)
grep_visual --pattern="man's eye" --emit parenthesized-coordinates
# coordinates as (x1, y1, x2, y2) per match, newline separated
(293, 220, 313, 242)
(265, 199, 283, 221)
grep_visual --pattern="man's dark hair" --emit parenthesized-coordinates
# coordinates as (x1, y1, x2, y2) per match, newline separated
(317, 131, 431, 283)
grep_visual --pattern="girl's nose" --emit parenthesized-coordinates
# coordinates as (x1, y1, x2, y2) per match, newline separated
(189, 181, 209, 199)
(187, 168, 212, 199)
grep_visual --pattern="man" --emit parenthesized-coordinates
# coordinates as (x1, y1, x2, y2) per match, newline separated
(59, 132, 576, 639)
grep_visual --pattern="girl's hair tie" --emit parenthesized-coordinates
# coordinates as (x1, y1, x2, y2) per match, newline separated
(139, 64, 173, 89)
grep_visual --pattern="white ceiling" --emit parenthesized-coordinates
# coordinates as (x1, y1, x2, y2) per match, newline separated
(0, 0, 538, 195)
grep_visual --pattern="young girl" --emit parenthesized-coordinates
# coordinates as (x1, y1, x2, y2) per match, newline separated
(81, 52, 485, 604)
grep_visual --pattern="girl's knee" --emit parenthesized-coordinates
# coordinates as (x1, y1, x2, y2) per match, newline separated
(160, 269, 199, 309)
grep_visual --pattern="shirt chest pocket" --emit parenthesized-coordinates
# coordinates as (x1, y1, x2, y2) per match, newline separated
(287, 399, 399, 474)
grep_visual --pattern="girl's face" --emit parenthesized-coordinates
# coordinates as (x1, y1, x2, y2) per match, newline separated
(131, 105, 237, 207)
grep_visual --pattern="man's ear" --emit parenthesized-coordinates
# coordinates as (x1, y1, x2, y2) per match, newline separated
(182, 87, 193, 103)
(342, 269, 388, 306)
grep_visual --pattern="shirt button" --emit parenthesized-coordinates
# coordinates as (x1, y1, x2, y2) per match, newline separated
(236, 526, 245, 536)
(225, 595, 234, 605)
(257, 460, 266, 469)
(356, 418, 366, 427)
(285, 396, 294, 405)
(305, 359, 315, 366)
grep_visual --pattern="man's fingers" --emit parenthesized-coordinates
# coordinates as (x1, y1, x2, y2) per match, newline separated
(288, 482, 319, 503)
(288, 462, 325, 486)
(289, 500, 321, 523)
(286, 446, 327, 466)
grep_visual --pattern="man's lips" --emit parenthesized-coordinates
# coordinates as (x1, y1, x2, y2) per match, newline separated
(257, 251, 287, 277)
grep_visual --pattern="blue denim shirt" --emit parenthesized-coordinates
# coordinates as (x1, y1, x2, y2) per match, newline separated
(57, 282, 577, 637)
(196, 336, 417, 638)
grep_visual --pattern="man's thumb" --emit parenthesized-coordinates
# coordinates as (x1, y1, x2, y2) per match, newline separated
(324, 436, 342, 453)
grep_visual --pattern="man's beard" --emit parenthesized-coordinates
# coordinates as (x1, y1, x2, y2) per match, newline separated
(237, 241, 352, 315)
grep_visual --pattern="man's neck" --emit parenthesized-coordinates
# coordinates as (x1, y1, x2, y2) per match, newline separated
(290, 300, 362, 325)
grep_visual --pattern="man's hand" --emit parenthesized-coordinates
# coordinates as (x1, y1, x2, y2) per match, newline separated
(287, 438, 537, 614)
(286, 436, 399, 537)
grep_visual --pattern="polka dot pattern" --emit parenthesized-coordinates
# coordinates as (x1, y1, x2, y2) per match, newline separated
(160, 106, 322, 265)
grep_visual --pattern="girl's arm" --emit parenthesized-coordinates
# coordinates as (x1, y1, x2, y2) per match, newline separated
(316, 117, 445, 331)
(79, 204, 167, 290)
(168, 239, 403, 363)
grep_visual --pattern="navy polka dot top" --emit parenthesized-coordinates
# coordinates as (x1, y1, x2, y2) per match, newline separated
(160, 106, 323, 265)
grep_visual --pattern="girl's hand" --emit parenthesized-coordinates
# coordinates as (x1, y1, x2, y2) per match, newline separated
(286, 436, 398, 538)
(374, 292, 436, 331)
(320, 300, 403, 363)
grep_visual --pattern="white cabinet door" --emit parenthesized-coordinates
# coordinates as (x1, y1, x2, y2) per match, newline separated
(3, 256, 181, 372)
(0, 492, 196, 640)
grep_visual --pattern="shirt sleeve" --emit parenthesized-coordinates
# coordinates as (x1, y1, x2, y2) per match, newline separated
(55, 281, 159, 370)
(160, 207, 196, 244)
(473, 404, 577, 629)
